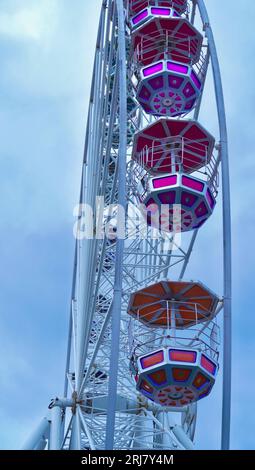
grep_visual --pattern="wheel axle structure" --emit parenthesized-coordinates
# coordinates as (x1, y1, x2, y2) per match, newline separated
(22, 0, 231, 451)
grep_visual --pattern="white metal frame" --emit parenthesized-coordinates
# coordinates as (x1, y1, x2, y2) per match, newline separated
(21, 0, 231, 451)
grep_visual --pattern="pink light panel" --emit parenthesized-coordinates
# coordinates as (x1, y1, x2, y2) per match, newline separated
(151, 7, 171, 15)
(191, 70, 202, 90)
(206, 189, 215, 209)
(132, 9, 148, 25)
(170, 349, 197, 363)
(201, 355, 217, 376)
(153, 175, 177, 189)
(167, 62, 188, 74)
(143, 62, 163, 77)
(182, 175, 204, 192)
(128, 0, 188, 18)
(140, 350, 164, 369)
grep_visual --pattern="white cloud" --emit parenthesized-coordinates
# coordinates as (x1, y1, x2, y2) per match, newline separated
(0, 0, 57, 41)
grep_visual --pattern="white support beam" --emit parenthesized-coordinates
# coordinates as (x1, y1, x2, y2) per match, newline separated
(49, 407, 62, 450)
(21, 417, 50, 450)
(197, 0, 232, 451)
(105, 0, 128, 450)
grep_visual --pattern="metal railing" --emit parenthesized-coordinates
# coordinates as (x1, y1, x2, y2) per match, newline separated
(126, 0, 190, 17)
(132, 27, 204, 66)
(132, 136, 219, 198)
(128, 300, 220, 361)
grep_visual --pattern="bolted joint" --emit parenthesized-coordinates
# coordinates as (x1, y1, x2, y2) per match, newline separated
(203, 21, 210, 32)
(48, 395, 84, 413)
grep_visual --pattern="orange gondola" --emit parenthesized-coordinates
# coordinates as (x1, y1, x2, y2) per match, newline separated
(128, 280, 220, 328)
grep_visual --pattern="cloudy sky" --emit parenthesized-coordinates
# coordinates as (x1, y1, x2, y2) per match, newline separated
(0, 0, 254, 450)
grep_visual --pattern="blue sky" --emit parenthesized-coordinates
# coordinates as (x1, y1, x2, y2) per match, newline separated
(0, 0, 254, 450)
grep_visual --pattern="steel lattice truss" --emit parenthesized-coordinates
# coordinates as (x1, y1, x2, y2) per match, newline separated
(22, 0, 231, 452)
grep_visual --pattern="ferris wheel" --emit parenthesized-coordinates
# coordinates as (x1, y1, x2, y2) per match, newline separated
(22, 0, 231, 451)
